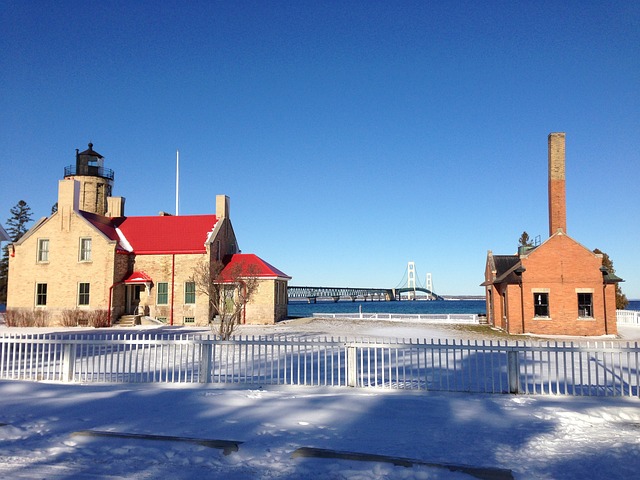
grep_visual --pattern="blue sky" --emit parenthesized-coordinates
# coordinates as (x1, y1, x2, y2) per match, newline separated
(1, 1, 638, 297)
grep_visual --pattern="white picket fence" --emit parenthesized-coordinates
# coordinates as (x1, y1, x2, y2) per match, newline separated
(617, 309, 640, 325)
(316, 310, 640, 325)
(1, 333, 638, 397)
(313, 313, 481, 324)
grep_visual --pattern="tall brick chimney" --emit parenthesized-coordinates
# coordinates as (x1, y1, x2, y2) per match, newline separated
(548, 132, 566, 236)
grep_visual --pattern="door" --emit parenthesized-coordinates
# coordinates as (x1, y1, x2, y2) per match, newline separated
(126, 285, 143, 315)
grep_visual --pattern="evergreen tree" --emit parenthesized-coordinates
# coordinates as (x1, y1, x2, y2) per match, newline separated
(593, 248, 629, 310)
(6, 200, 33, 242)
(0, 200, 34, 303)
(518, 231, 532, 247)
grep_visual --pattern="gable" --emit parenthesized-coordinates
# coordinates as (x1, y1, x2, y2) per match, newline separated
(524, 232, 600, 263)
(521, 233, 604, 283)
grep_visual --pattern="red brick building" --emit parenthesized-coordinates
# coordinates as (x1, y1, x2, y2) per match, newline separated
(482, 133, 621, 336)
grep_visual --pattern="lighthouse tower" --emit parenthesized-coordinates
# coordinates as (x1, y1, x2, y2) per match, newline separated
(63, 143, 114, 216)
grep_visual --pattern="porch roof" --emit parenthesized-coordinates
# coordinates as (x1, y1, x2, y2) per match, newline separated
(123, 271, 153, 284)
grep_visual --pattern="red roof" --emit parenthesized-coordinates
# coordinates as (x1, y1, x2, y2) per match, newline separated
(80, 211, 120, 243)
(113, 215, 217, 254)
(219, 254, 290, 282)
(80, 213, 218, 254)
(123, 271, 153, 284)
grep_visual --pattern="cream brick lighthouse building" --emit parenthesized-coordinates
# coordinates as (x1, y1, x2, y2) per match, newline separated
(7, 144, 290, 326)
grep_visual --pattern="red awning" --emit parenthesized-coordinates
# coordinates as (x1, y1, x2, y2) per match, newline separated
(123, 271, 153, 284)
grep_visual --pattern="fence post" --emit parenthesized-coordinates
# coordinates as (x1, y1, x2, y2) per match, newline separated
(200, 342, 212, 384)
(62, 343, 76, 383)
(507, 350, 519, 394)
(346, 345, 357, 387)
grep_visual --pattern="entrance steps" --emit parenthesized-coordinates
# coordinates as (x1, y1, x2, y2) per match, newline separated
(113, 315, 165, 327)
(113, 315, 140, 327)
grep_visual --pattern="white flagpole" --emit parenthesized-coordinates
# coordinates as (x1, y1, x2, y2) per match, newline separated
(176, 150, 180, 216)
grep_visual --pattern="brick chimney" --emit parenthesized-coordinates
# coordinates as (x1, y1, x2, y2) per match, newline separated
(548, 132, 566, 236)
(58, 179, 80, 232)
(216, 194, 230, 219)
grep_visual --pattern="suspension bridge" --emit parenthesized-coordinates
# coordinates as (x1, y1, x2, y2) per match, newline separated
(288, 262, 444, 303)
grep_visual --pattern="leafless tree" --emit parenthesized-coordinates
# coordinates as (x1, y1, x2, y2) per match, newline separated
(190, 258, 259, 339)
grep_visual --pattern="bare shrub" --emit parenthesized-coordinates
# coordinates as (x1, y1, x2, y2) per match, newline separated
(4, 309, 25, 327)
(60, 309, 81, 327)
(32, 309, 48, 327)
(17, 311, 32, 327)
(3, 309, 49, 327)
(88, 310, 110, 328)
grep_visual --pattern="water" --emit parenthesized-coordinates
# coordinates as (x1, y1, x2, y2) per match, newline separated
(627, 300, 640, 311)
(289, 298, 640, 318)
(288, 299, 486, 318)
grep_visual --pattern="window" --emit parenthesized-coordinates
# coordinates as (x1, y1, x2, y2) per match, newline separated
(184, 282, 196, 304)
(184, 317, 195, 324)
(534, 292, 549, 317)
(79, 238, 92, 262)
(157, 317, 167, 323)
(276, 281, 287, 305)
(36, 283, 47, 306)
(157, 282, 169, 305)
(37, 239, 49, 262)
(78, 283, 90, 306)
(578, 293, 593, 318)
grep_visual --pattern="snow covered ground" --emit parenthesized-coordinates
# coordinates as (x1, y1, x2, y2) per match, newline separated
(1, 382, 639, 479)
(1, 319, 639, 479)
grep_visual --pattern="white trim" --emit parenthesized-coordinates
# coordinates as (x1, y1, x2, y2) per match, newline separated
(79, 237, 92, 262)
(184, 281, 196, 305)
(115, 227, 133, 252)
(37, 238, 50, 263)
(77, 282, 90, 307)
(0, 224, 9, 242)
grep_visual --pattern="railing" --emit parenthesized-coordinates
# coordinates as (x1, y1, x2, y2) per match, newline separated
(313, 312, 480, 324)
(1, 333, 638, 397)
(64, 164, 114, 180)
(617, 309, 640, 325)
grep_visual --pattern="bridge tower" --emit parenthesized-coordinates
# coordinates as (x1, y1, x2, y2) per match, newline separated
(426, 273, 433, 292)
(407, 262, 416, 288)
(407, 261, 417, 300)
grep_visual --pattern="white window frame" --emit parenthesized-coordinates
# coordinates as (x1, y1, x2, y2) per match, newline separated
(184, 282, 196, 304)
(78, 282, 90, 306)
(79, 237, 92, 262)
(37, 238, 49, 263)
(157, 282, 169, 305)
(36, 283, 47, 306)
